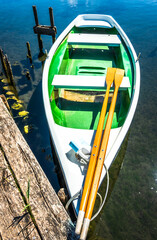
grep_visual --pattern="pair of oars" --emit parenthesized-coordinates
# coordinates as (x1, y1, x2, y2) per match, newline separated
(75, 68, 125, 240)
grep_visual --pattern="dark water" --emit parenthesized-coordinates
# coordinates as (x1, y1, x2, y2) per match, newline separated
(0, 0, 157, 239)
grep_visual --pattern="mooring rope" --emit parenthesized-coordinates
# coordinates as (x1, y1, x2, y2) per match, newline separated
(65, 162, 110, 221)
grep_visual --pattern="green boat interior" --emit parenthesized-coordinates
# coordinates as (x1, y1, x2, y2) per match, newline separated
(48, 27, 133, 130)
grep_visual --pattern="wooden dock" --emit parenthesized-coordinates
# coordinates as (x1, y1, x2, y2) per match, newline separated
(0, 96, 71, 239)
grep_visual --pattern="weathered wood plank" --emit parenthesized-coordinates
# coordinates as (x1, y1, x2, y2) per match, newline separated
(0, 97, 71, 239)
(0, 150, 39, 240)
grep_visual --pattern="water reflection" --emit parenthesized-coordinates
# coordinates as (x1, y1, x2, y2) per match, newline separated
(68, 0, 78, 7)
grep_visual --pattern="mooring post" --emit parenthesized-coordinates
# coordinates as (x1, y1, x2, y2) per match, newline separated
(4, 54, 16, 90)
(0, 49, 16, 91)
(32, 5, 57, 49)
(26, 42, 32, 64)
(38, 35, 44, 53)
(49, 7, 56, 43)
(32, 5, 39, 26)
(32, 5, 43, 53)
(0, 48, 8, 76)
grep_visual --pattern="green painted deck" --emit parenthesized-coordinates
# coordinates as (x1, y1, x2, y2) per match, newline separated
(59, 47, 116, 76)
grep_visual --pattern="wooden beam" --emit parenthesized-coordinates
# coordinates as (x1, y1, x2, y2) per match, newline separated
(33, 25, 56, 36)
(0, 97, 71, 239)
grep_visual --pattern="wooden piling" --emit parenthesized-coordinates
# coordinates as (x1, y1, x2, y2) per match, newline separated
(32, 5, 57, 48)
(49, 7, 55, 28)
(26, 42, 32, 64)
(0, 49, 15, 87)
(0, 49, 18, 98)
(0, 97, 71, 239)
(0, 49, 7, 76)
(32, 5, 43, 53)
(37, 35, 44, 54)
(4, 54, 16, 88)
(49, 7, 56, 43)
(32, 5, 39, 26)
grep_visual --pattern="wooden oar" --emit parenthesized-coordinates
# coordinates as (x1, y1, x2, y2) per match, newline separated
(75, 68, 116, 235)
(80, 68, 125, 240)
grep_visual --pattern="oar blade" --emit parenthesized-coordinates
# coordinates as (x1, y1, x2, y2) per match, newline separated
(114, 68, 125, 87)
(106, 67, 116, 85)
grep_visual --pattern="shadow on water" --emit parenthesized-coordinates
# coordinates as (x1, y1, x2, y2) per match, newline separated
(24, 79, 61, 191)
(11, 60, 34, 98)
(87, 132, 130, 240)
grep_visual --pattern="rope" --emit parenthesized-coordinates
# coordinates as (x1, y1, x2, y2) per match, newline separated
(65, 190, 81, 211)
(91, 162, 109, 221)
(65, 162, 110, 221)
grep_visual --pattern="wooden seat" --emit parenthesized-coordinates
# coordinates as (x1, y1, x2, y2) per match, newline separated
(52, 74, 130, 90)
(67, 33, 121, 46)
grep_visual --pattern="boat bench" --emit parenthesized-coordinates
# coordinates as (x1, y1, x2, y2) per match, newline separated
(52, 75, 130, 90)
(67, 33, 121, 46)
(75, 20, 112, 28)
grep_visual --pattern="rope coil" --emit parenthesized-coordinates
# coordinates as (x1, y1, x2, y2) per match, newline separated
(65, 162, 109, 221)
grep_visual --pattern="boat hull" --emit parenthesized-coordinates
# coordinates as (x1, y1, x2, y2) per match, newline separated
(42, 14, 140, 215)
